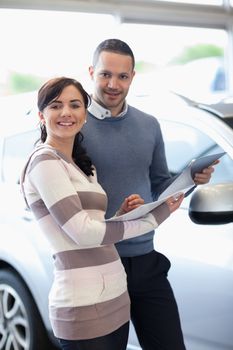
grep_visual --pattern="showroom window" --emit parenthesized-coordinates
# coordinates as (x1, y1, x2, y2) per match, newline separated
(0, 6, 229, 107)
(118, 23, 227, 103)
(157, 0, 223, 4)
(0, 9, 117, 95)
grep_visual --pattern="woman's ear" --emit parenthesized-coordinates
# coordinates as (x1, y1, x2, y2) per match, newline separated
(38, 111, 45, 124)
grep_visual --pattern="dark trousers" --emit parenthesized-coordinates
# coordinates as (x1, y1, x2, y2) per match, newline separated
(121, 250, 186, 350)
(58, 322, 129, 350)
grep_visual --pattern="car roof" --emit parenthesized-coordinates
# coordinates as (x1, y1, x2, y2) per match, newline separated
(128, 90, 233, 159)
(173, 92, 233, 129)
(197, 102, 233, 129)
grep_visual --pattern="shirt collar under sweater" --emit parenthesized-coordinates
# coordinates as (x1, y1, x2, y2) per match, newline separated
(88, 98, 128, 119)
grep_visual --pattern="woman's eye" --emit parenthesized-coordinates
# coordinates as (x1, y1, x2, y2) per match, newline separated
(50, 103, 60, 109)
(71, 103, 81, 109)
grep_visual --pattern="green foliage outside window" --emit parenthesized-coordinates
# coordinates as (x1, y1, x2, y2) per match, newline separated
(8, 72, 44, 94)
(170, 44, 224, 64)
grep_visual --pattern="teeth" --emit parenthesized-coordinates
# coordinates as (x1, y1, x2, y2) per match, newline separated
(59, 122, 73, 126)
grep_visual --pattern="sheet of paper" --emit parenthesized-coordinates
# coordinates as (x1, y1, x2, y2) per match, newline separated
(158, 151, 226, 201)
(105, 186, 191, 222)
(158, 167, 195, 201)
(106, 152, 226, 222)
(105, 197, 168, 222)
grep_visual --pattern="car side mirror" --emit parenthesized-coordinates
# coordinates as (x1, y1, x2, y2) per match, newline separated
(189, 183, 233, 225)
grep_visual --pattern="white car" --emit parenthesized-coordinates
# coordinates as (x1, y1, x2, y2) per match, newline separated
(0, 91, 232, 350)
(127, 91, 233, 350)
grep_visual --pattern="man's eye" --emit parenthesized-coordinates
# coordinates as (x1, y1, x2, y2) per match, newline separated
(120, 75, 129, 80)
(100, 72, 110, 78)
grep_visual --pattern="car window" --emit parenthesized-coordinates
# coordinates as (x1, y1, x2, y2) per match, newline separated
(207, 144, 233, 183)
(160, 120, 233, 183)
(2, 129, 39, 183)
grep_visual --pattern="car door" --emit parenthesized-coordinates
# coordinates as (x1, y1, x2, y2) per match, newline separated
(154, 118, 233, 350)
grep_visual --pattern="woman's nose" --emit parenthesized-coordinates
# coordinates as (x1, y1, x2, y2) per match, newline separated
(61, 105, 72, 116)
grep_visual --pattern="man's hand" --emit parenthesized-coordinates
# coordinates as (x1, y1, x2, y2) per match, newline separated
(193, 160, 219, 185)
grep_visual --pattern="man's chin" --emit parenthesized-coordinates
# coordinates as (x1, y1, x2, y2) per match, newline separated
(105, 96, 123, 106)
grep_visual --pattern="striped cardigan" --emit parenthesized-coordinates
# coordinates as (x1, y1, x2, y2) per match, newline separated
(21, 145, 170, 340)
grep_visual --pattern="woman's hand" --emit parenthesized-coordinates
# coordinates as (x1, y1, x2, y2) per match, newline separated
(165, 193, 184, 214)
(117, 194, 145, 216)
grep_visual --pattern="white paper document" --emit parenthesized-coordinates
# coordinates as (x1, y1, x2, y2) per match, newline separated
(158, 151, 226, 200)
(106, 152, 226, 222)
(106, 196, 173, 222)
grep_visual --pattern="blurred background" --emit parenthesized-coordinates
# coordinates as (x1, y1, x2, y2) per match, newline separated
(0, 0, 232, 110)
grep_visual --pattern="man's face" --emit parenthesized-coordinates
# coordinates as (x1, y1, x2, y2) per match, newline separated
(89, 51, 135, 116)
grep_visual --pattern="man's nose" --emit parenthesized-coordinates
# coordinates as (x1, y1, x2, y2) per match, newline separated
(108, 77, 118, 89)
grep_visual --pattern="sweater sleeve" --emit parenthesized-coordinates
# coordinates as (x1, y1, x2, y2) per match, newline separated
(149, 118, 173, 199)
(26, 153, 170, 247)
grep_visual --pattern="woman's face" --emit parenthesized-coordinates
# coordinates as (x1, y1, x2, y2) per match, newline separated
(39, 84, 86, 143)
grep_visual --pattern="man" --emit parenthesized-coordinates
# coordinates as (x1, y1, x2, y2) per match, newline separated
(82, 39, 216, 350)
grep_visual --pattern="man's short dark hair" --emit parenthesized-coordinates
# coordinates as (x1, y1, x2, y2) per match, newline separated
(92, 38, 135, 69)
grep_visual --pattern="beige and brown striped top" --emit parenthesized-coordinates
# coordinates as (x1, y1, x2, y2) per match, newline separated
(21, 145, 170, 340)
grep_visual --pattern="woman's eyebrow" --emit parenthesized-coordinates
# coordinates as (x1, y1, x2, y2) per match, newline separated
(50, 98, 82, 104)
(70, 99, 82, 103)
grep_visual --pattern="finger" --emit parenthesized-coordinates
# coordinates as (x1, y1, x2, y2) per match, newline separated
(203, 166, 215, 174)
(195, 168, 214, 179)
(172, 194, 184, 204)
(194, 173, 210, 181)
(126, 194, 141, 201)
(128, 198, 144, 206)
(166, 194, 184, 212)
(127, 204, 141, 210)
(211, 159, 220, 166)
(194, 173, 212, 184)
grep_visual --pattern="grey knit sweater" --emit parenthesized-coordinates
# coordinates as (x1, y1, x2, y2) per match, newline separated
(82, 104, 174, 257)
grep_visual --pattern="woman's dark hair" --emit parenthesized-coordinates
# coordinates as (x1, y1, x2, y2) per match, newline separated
(38, 77, 94, 176)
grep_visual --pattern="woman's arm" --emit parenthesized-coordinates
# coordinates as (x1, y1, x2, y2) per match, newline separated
(26, 153, 182, 247)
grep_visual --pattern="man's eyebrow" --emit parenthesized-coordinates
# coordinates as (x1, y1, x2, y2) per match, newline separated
(99, 70, 129, 75)
(99, 69, 111, 73)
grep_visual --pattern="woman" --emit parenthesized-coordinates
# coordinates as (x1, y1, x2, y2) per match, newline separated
(21, 77, 183, 350)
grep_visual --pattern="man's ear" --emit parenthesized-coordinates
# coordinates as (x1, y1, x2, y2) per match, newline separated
(89, 66, 94, 79)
